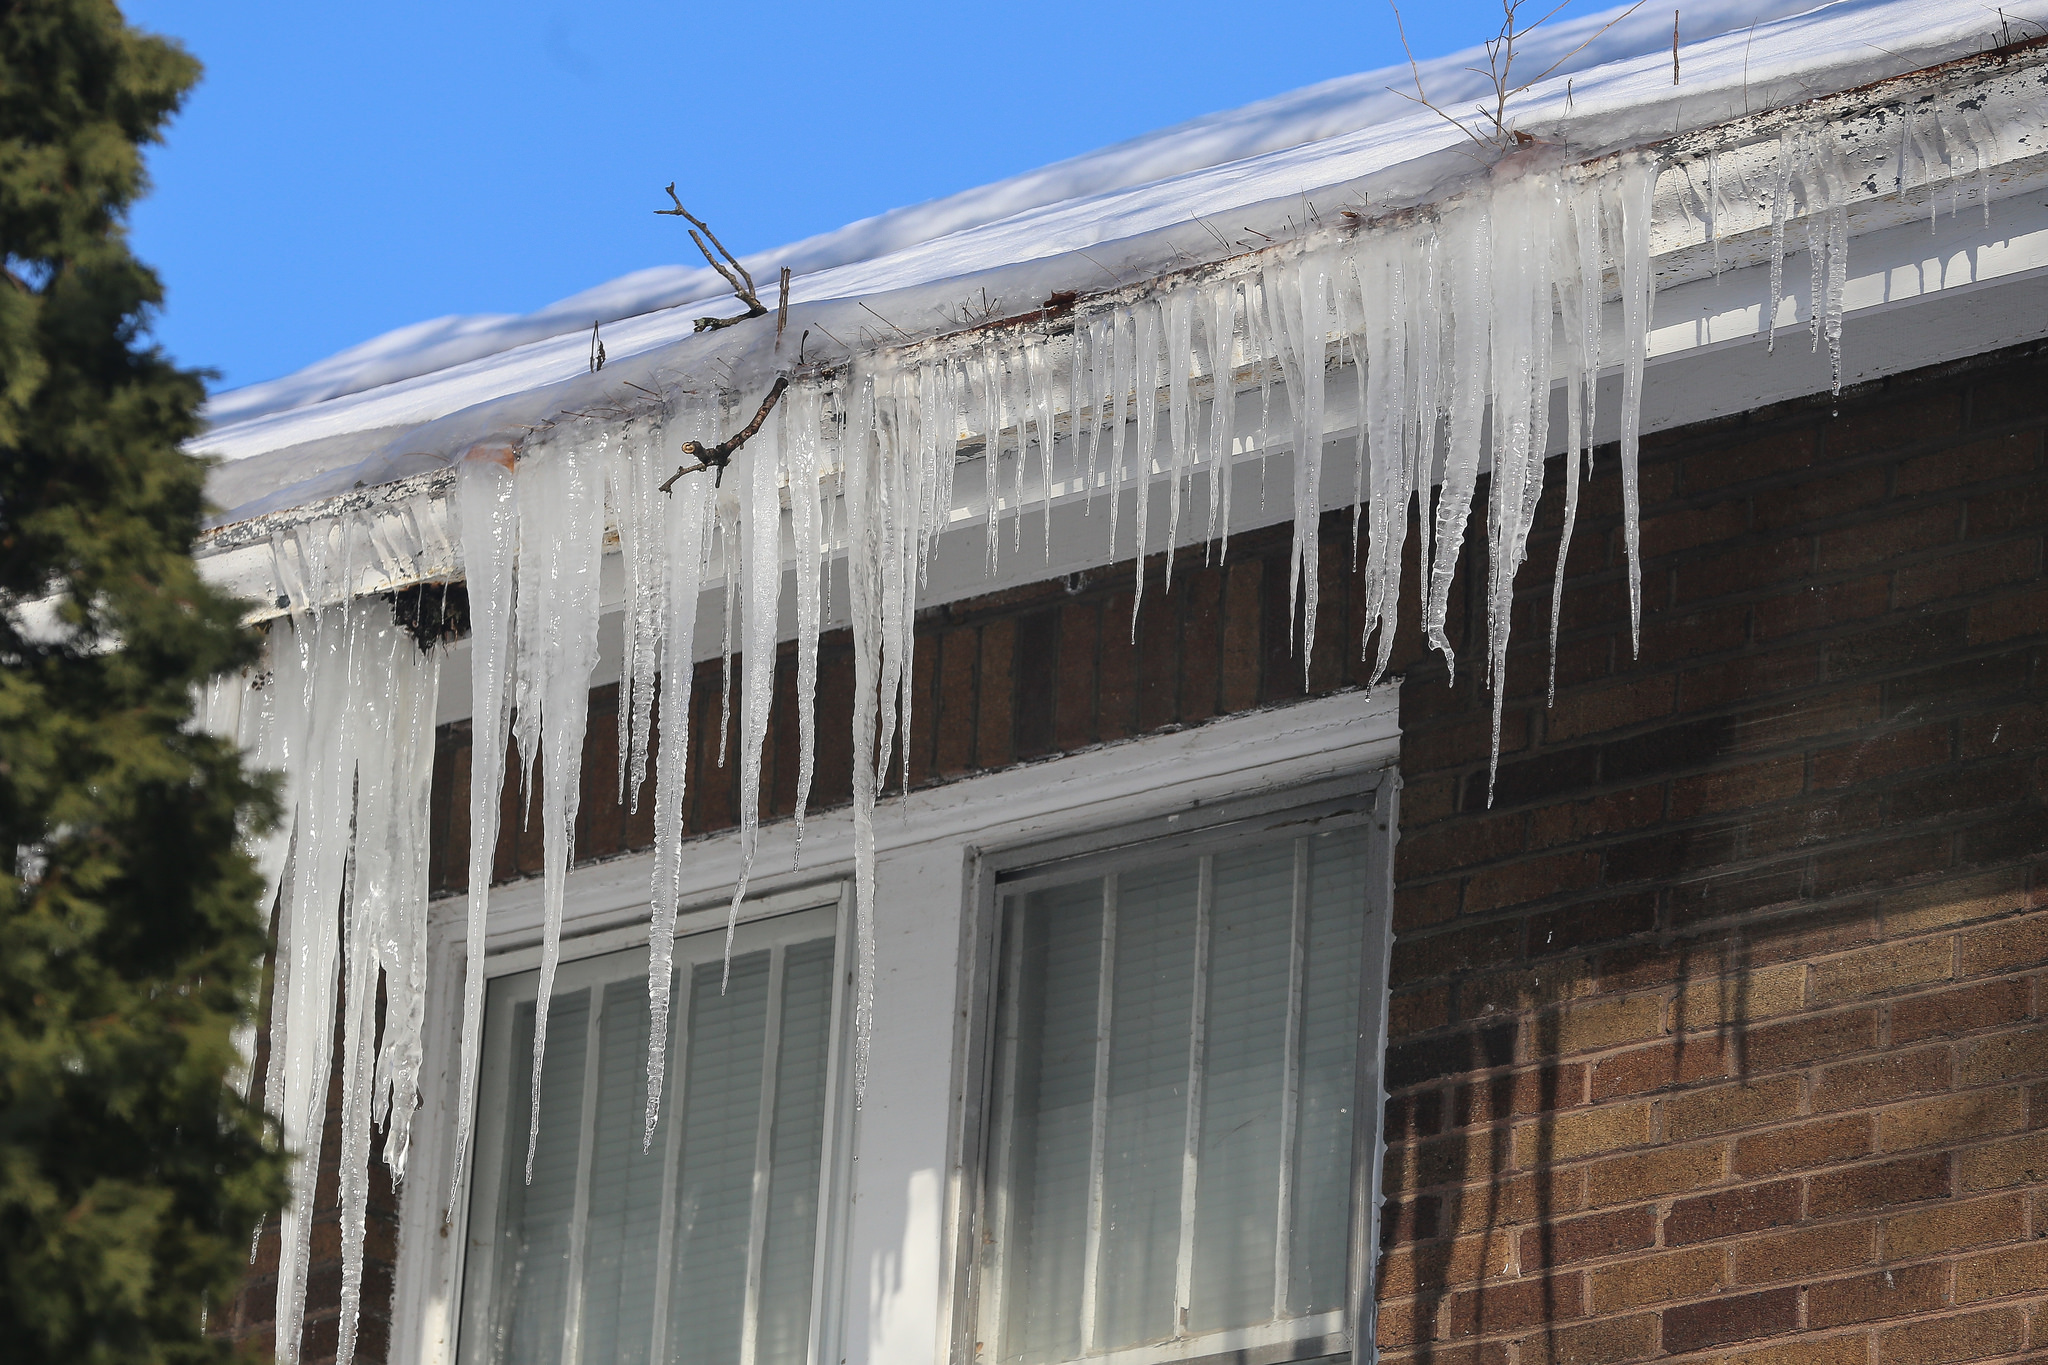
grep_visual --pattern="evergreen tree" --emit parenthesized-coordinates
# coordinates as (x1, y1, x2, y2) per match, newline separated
(0, 4, 287, 1362)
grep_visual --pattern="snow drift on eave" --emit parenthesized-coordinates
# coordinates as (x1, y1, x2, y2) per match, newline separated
(198, 0, 1825, 433)
(191, 0, 2048, 529)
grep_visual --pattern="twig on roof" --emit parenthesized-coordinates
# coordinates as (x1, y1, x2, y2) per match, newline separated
(657, 184, 773, 332)
(589, 321, 606, 373)
(858, 300, 913, 339)
(659, 376, 791, 493)
(1388, 0, 1649, 152)
(777, 267, 792, 350)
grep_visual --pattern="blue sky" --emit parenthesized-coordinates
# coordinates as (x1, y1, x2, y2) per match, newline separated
(124, 0, 1529, 394)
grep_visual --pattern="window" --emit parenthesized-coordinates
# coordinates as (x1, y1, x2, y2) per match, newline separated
(973, 789, 1390, 1365)
(458, 903, 848, 1365)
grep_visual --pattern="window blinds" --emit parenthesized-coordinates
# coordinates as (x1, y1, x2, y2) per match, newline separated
(460, 912, 839, 1365)
(986, 827, 1369, 1365)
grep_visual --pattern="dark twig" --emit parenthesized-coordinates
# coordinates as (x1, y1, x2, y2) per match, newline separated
(657, 183, 771, 332)
(858, 300, 912, 339)
(659, 376, 791, 493)
(589, 321, 606, 373)
(776, 267, 792, 350)
(1673, 9, 1681, 84)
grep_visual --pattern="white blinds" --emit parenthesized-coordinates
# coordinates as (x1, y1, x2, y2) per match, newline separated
(986, 826, 1370, 1365)
(460, 909, 840, 1365)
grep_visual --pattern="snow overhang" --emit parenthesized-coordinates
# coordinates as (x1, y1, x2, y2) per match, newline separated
(191, 36, 2048, 631)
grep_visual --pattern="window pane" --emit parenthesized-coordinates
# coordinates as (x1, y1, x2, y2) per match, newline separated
(1096, 863, 1199, 1350)
(480, 988, 590, 1365)
(460, 913, 838, 1365)
(988, 820, 1371, 1365)
(1188, 839, 1295, 1331)
(756, 937, 836, 1365)
(1289, 829, 1369, 1315)
(665, 950, 772, 1365)
(581, 979, 663, 1365)
(997, 880, 1104, 1365)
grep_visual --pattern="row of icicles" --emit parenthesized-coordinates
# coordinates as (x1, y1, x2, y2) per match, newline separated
(214, 120, 1959, 1360)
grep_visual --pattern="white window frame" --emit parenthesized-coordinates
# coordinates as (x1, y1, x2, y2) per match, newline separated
(392, 874, 857, 1365)
(947, 769, 1398, 1365)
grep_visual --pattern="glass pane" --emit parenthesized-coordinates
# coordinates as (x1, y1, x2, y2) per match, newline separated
(756, 938, 837, 1365)
(986, 818, 1372, 1364)
(1095, 863, 1199, 1351)
(1188, 839, 1296, 1331)
(666, 949, 772, 1365)
(460, 916, 838, 1365)
(480, 989, 590, 1365)
(1288, 829, 1369, 1316)
(580, 978, 665, 1365)
(996, 880, 1103, 1365)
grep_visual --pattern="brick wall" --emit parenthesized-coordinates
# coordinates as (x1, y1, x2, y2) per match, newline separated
(1379, 344, 2048, 1365)
(324, 339, 2044, 1364)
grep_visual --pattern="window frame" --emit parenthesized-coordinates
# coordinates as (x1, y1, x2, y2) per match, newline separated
(947, 769, 1399, 1365)
(428, 877, 858, 1365)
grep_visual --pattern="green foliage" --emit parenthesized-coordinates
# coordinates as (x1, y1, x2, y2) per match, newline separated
(0, 4, 288, 1363)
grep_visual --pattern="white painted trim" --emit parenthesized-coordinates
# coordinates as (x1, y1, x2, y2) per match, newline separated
(388, 685, 1399, 1365)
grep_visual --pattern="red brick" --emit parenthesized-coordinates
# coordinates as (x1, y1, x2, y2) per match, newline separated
(1463, 852, 1601, 915)
(1754, 463, 1888, 529)
(1882, 1192, 2025, 1257)
(1665, 1179, 1801, 1244)
(1052, 600, 1100, 750)
(1812, 1044, 1953, 1111)
(1892, 976, 2034, 1043)
(1829, 388, 1964, 459)
(933, 627, 978, 776)
(1732, 1113, 1873, 1176)
(1545, 676, 1675, 741)
(1096, 588, 1137, 741)
(1966, 480, 2048, 537)
(1810, 723, 1954, 789)
(1876, 1306, 2024, 1363)
(1518, 1207, 1657, 1269)
(1527, 785, 1665, 848)
(1895, 537, 2039, 609)
(1589, 1037, 1731, 1101)
(1745, 1006, 1878, 1070)
(1672, 535, 1813, 603)
(975, 617, 1015, 767)
(1753, 573, 1890, 638)
(1969, 585, 2048, 645)
(1636, 498, 1748, 559)
(1807, 1153, 1951, 1216)
(1731, 1220, 1876, 1284)
(1660, 1286, 1799, 1353)
(1896, 429, 2038, 494)
(1808, 1261, 1949, 1327)
(1523, 1313, 1658, 1365)
(1817, 503, 1958, 572)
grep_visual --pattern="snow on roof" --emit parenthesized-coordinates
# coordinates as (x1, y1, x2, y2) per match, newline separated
(195, 0, 2048, 526)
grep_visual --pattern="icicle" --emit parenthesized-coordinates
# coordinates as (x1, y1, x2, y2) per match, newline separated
(510, 434, 607, 1182)
(1270, 255, 1330, 671)
(981, 348, 1003, 575)
(1424, 203, 1488, 678)
(1204, 282, 1237, 559)
(843, 370, 883, 1102)
(1707, 150, 1723, 277)
(715, 485, 740, 772)
(1008, 349, 1028, 556)
(1766, 129, 1793, 352)
(1033, 342, 1057, 562)
(1128, 301, 1160, 639)
(1106, 307, 1133, 560)
(1614, 157, 1658, 663)
(644, 436, 713, 1147)
(448, 446, 515, 1214)
(1164, 291, 1195, 588)
(723, 395, 787, 980)
(786, 384, 824, 863)
(611, 421, 665, 807)
(373, 631, 441, 1183)
(1357, 239, 1412, 689)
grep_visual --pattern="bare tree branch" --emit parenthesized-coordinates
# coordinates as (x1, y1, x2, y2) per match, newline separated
(657, 184, 772, 332)
(658, 376, 791, 493)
